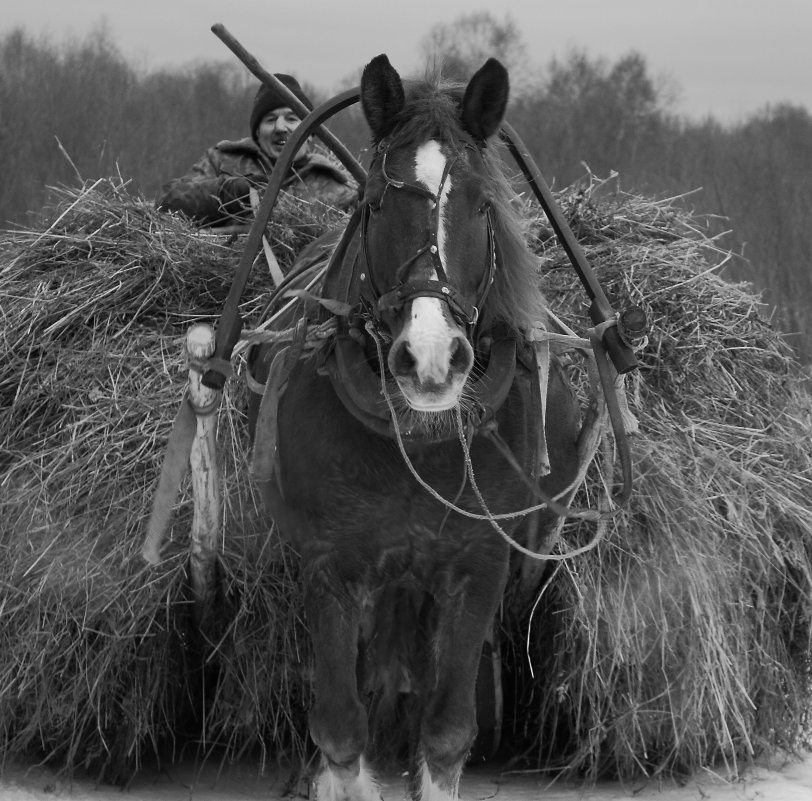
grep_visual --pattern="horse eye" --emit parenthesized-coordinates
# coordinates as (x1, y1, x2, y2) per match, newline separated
(367, 198, 383, 214)
(478, 200, 492, 215)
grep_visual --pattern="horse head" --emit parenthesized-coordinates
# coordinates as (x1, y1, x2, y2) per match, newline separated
(358, 55, 510, 412)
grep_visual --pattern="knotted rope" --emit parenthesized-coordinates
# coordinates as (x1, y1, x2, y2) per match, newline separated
(364, 322, 622, 562)
(236, 296, 636, 563)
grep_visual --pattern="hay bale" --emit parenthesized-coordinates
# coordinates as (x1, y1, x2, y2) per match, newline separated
(0, 174, 809, 784)
(0, 179, 344, 781)
(501, 176, 812, 780)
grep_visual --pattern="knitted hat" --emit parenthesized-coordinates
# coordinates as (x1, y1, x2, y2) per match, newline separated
(249, 74, 312, 140)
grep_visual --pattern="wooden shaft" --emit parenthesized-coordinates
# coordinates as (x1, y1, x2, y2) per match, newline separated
(211, 23, 366, 185)
(499, 122, 639, 375)
(186, 324, 221, 623)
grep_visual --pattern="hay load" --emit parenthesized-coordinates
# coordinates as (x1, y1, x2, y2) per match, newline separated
(0, 174, 810, 783)
(0, 179, 343, 780)
(510, 179, 812, 778)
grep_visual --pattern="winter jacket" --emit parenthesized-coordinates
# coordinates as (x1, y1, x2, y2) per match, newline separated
(156, 137, 357, 226)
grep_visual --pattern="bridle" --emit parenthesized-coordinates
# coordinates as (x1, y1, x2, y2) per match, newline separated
(313, 137, 519, 443)
(359, 140, 497, 337)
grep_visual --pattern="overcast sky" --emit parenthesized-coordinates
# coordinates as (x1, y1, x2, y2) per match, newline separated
(4, 0, 810, 121)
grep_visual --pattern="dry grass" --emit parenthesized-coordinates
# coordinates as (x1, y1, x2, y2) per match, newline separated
(501, 174, 812, 780)
(0, 179, 344, 781)
(0, 174, 810, 784)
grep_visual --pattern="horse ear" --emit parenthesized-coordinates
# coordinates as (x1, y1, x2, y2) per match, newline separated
(461, 58, 510, 143)
(361, 54, 406, 142)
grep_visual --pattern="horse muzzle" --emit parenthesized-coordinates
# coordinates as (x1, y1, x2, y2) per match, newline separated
(386, 298, 475, 411)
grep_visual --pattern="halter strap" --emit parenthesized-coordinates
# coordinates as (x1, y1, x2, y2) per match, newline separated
(378, 279, 480, 326)
(360, 142, 495, 331)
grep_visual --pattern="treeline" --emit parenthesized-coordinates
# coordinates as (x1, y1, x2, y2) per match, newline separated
(2, 25, 811, 360)
(0, 28, 258, 220)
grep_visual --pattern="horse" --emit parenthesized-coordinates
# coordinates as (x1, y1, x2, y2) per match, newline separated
(247, 55, 581, 801)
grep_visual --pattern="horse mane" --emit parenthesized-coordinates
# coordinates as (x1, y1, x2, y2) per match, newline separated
(479, 156, 548, 335)
(378, 70, 548, 338)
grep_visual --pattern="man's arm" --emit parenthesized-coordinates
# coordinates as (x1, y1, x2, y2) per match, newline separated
(156, 150, 257, 226)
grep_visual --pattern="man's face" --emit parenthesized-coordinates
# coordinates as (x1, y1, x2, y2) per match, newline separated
(256, 107, 310, 161)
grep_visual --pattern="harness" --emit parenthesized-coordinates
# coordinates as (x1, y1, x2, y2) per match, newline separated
(306, 141, 519, 442)
(142, 70, 647, 568)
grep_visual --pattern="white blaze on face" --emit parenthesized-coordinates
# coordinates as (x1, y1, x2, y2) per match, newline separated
(414, 140, 451, 267)
(408, 141, 455, 386)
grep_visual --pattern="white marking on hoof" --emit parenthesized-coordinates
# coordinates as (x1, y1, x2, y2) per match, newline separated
(314, 757, 381, 801)
(416, 758, 459, 801)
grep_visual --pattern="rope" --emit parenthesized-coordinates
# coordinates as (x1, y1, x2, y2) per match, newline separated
(452, 406, 610, 561)
(236, 305, 624, 564)
(241, 317, 337, 348)
(365, 322, 613, 562)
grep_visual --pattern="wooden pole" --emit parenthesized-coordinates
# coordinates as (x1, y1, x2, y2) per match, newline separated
(211, 23, 366, 186)
(186, 323, 222, 624)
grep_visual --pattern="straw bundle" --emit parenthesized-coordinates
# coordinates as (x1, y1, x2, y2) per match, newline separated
(0, 173, 809, 784)
(501, 176, 812, 780)
(0, 179, 346, 781)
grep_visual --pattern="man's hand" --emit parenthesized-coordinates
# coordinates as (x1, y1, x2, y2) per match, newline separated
(220, 176, 258, 204)
(243, 173, 269, 188)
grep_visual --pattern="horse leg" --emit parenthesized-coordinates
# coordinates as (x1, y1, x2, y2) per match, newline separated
(307, 587, 380, 801)
(414, 577, 506, 801)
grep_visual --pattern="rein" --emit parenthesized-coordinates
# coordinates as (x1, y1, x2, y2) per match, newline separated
(146, 37, 646, 569)
(196, 78, 644, 392)
(364, 322, 618, 562)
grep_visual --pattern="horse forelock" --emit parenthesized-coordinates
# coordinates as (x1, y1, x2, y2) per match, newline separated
(382, 77, 470, 151)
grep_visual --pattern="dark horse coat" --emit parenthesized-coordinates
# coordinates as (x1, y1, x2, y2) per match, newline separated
(248, 55, 580, 801)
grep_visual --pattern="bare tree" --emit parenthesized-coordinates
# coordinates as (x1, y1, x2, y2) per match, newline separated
(420, 12, 532, 93)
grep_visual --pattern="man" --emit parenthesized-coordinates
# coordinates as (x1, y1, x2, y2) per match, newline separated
(157, 74, 357, 227)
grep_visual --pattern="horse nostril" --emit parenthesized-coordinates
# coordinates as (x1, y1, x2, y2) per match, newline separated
(450, 336, 474, 373)
(390, 341, 416, 377)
